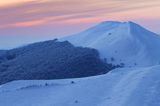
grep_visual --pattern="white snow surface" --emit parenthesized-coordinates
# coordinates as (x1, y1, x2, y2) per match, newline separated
(0, 66, 160, 106)
(61, 21, 160, 67)
(1, 21, 160, 106)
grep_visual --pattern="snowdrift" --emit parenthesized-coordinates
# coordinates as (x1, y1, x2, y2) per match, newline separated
(0, 65, 160, 106)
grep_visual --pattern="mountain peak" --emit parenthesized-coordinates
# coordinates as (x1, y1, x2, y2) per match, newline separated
(99, 21, 136, 25)
(100, 21, 139, 25)
(93, 21, 122, 29)
(97, 21, 140, 30)
(99, 21, 122, 25)
(127, 21, 140, 27)
(62, 20, 160, 67)
(97, 21, 141, 35)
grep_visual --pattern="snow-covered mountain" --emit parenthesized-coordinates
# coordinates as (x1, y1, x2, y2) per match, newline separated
(0, 65, 160, 106)
(1, 21, 160, 106)
(61, 21, 160, 67)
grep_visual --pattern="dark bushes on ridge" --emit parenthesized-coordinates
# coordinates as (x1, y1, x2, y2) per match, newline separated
(0, 39, 115, 84)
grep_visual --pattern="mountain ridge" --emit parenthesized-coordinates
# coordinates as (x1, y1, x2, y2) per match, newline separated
(61, 21, 160, 67)
(0, 21, 160, 106)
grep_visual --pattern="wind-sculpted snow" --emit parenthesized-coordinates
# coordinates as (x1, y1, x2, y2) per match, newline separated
(0, 66, 160, 106)
(0, 80, 70, 93)
(61, 21, 160, 67)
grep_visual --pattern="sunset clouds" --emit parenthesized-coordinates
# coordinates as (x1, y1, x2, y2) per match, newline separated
(0, 0, 160, 49)
(0, 0, 160, 28)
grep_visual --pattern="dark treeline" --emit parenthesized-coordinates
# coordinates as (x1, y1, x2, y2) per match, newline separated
(0, 39, 116, 84)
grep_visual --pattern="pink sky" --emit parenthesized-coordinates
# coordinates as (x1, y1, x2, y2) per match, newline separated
(0, 0, 160, 49)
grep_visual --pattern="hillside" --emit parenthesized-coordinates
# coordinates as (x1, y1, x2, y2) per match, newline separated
(61, 21, 160, 67)
(0, 65, 160, 106)
(0, 21, 160, 106)
(0, 40, 114, 84)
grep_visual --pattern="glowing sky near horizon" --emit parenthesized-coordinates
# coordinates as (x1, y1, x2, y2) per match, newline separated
(0, 0, 160, 49)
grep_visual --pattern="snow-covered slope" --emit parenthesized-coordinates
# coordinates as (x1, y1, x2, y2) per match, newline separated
(61, 21, 160, 67)
(1, 21, 160, 106)
(0, 66, 160, 106)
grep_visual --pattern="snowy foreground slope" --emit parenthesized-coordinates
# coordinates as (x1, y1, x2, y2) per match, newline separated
(0, 66, 160, 106)
(61, 21, 160, 67)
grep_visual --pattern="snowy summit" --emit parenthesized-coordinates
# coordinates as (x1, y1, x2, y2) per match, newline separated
(62, 21, 160, 67)
(0, 21, 160, 106)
